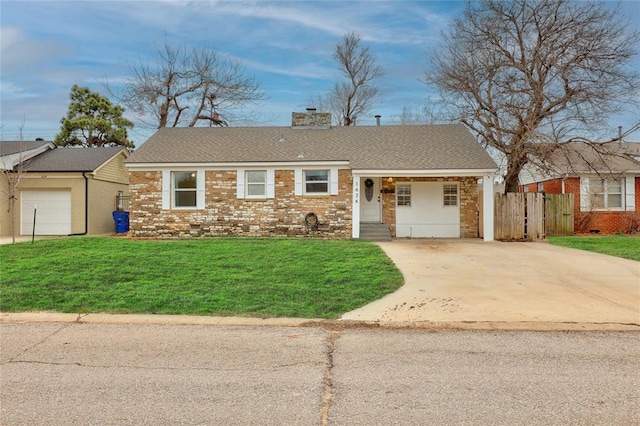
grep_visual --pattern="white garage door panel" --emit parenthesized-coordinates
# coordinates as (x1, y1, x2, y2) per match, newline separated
(396, 182, 460, 238)
(21, 190, 72, 235)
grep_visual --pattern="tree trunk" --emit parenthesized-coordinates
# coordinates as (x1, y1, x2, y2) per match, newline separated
(504, 152, 528, 193)
(158, 102, 169, 128)
(9, 194, 16, 244)
(504, 173, 521, 194)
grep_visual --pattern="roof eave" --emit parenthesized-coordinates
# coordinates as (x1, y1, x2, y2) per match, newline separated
(352, 168, 498, 177)
(0, 142, 56, 170)
(126, 160, 351, 170)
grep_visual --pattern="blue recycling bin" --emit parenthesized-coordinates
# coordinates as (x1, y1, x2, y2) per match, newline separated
(112, 210, 130, 233)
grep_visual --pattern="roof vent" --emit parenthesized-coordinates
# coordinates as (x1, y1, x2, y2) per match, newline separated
(375, 115, 381, 126)
(35, 137, 44, 141)
(306, 107, 317, 112)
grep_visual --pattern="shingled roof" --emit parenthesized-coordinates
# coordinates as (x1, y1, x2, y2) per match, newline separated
(0, 140, 52, 157)
(127, 124, 497, 171)
(547, 142, 640, 174)
(21, 146, 129, 172)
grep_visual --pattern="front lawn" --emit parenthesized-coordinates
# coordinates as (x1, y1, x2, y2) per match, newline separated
(547, 235, 640, 262)
(0, 237, 404, 319)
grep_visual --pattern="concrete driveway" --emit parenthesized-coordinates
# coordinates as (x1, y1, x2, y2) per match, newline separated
(341, 239, 640, 327)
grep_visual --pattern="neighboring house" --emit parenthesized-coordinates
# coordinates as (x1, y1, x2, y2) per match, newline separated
(125, 110, 498, 241)
(0, 142, 130, 236)
(519, 141, 640, 234)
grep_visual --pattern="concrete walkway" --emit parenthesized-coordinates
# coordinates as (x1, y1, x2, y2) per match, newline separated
(341, 239, 640, 328)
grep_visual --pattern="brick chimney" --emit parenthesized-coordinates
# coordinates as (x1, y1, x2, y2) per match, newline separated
(291, 108, 331, 128)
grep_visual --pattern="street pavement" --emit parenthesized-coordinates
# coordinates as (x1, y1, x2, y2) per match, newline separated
(1, 322, 639, 425)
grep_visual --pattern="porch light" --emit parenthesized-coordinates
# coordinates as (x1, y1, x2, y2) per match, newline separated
(387, 177, 393, 183)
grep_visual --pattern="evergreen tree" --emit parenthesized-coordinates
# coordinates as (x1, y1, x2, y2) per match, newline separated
(55, 85, 134, 148)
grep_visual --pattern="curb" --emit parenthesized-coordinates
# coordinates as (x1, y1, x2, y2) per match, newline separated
(1, 312, 639, 332)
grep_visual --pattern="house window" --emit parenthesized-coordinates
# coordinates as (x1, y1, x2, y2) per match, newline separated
(443, 184, 458, 206)
(397, 183, 411, 206)
(589, 177, 622, 210)
(246, 170, 266, 198)
(173, 171, 197, 207)
(304, 170, 329, 194)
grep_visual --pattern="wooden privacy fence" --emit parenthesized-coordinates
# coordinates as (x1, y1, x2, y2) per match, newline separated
(544, 194, 575, 236)
(494, 193, 574, 240)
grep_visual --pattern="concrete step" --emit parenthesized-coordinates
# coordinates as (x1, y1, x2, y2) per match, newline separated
(359, 223, 392, 242)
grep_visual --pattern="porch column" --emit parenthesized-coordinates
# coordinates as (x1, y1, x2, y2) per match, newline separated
(352, 176, 360, 238)
(482, 173, 495, 241)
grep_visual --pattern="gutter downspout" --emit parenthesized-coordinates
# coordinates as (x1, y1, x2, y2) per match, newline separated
(68, 172, 89, 236)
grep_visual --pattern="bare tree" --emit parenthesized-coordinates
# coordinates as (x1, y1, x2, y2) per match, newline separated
(108, 41, 265, 129)
(392, 98, 448, 125)
(426, 0, 640, 192)
(1, 142, 29, 244)
(316, 32, 383, 126)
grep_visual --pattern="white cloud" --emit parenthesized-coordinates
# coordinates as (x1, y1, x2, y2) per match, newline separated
(0, 81, 38, 100)
(0, 26, 71, 76)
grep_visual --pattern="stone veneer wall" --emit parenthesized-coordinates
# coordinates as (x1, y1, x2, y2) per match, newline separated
(128, 170, 352, 238)
(380, 176, 479, 238)
(291, 111, 331, 127)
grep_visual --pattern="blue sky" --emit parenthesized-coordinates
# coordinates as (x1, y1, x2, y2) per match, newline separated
(1, 0, 639, 147)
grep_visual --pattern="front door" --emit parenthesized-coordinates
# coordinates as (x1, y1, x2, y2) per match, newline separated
(360, 177, 381, 222)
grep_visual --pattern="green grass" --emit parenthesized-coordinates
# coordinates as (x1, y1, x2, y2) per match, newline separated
(547, 235, 640, 262)
(0, 237, 403, 319)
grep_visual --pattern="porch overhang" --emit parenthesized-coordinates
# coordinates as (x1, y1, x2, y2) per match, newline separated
(351, 169, 496, 241)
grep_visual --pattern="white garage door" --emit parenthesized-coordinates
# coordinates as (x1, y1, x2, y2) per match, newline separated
(396, 182, 460, 238)
(20, 190, 72, 235)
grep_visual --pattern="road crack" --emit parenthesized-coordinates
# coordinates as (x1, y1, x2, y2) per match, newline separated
(321, 330, 340, 426)
(5, 323, 70, 364)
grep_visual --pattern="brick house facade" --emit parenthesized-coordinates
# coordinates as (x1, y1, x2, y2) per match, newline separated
(126, 111, 497, 240)
(520, 142, 640, 234)
(523, 176, 640, 234)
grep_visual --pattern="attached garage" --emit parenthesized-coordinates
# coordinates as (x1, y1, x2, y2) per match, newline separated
(395, 182, 461, 238)
(20, 190, 72, 235)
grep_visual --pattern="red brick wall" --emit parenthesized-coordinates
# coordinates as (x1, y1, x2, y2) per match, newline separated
(518, 176, 640, 233)
(527, 177, 640, 234)
(542, 179, 563, 193)
(570, 176, 640, 234)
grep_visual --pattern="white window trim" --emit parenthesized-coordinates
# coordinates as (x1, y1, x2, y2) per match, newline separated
(162, 169, 205, 210)
(246, 170, 267, 199)
(625, 176, 636, 212)
(237, 168, 275, 199)
(295, 168, 338, 196)
(443, 183, 459, 207)
(396, 183, 412, 207)
(580, 176, 626, 211)
(304, 170, 329, 195)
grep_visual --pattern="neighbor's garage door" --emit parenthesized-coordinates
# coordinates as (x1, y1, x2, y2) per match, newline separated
(396, 182, 460, 238)
(20, 190, 72, 235)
